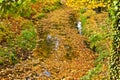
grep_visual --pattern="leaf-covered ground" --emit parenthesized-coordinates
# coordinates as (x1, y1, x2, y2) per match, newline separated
(0, 6, 97, 80)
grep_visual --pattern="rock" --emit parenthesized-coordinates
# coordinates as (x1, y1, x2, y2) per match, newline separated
(43, 70, 51, 77)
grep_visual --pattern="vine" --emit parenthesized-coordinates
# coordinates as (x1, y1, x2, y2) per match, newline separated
(109, 0, 120, 79)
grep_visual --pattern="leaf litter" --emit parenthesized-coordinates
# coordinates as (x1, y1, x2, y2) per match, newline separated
(0, 7, 96, 80)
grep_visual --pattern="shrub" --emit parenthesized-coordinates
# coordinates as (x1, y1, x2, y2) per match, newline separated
(15, 22, 37, 51)
(0, 21, 37, 65)
(0, 0, 36, 18)
(0, 47, 18, 65)
(89, 33, 103, 52)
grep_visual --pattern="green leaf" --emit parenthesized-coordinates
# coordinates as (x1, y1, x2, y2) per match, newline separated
(0, 0, 3, 3)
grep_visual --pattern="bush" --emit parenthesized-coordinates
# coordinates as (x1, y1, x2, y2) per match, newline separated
(0, 47, 18, 65)
(0, 20, 37, 66)
(15, 22, 37, 51)
(0, 0, 36, 18)
(89, 33, 103, 52)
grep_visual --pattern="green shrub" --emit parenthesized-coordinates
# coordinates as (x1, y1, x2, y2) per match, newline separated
(0, 23, 15, 64)
(0, 47, 18, 65)
(79, 15, 87, 35)
(9, 52, 18, 64)
(15, 22, 37, 50)
(89, 33, 103, 52)
(0, 21, 37, 64)
(80, 15, 87, 26)
(95, 51, 109, 64)
(0, 0, 36, 17)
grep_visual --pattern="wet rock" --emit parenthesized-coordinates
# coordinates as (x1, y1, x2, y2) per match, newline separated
(53, 37, 59, 51)
(43, 70, 51, 77)
(46, 34, 52, 43)
(46, 35, 59, 51)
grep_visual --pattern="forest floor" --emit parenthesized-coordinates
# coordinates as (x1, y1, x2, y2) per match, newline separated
(0, 6, 97, 80)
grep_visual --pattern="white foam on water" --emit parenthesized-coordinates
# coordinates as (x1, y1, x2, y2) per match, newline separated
(77, 21, 82, 35)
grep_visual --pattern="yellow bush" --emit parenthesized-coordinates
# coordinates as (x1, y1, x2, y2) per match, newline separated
(66, 0, 109, 10)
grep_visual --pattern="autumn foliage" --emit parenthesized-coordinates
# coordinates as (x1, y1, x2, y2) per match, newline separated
(0, 0, 111, 79)
(66, 0, 110, 10)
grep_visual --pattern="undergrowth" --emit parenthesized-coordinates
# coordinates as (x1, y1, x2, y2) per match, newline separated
(79, 9, 111, 79)
(0, 20, 37, 65)
(0, 0, 62, 67)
